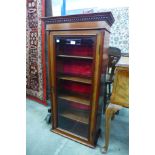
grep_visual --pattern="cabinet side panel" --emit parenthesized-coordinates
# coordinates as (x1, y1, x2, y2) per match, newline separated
(89, 32, 103, 145)
(96, 31, 110, 134)
(102, 31, 110, 74)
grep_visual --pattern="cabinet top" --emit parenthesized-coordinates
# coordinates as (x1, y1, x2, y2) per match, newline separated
(41, 12, 114, 27)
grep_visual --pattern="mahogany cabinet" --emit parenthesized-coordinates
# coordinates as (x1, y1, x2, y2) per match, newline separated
(42, 12, 114, 147)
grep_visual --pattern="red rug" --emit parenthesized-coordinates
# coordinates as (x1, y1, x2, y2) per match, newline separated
(26, 0, 47, 105)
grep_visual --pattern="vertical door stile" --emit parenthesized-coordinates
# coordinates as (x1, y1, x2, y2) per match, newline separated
(49, 33, 57, 129)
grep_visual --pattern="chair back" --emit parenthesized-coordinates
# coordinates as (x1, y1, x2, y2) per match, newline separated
(107, 47, 121, 81)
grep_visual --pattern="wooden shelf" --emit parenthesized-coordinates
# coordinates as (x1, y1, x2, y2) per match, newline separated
(57, 73, 92, 79)
(57, 54, 93, 60)
(58, 90, 90, 99)
(60, 110, 89, 124)
(58, 94, 90, 106)
(58, 75, 91, 84)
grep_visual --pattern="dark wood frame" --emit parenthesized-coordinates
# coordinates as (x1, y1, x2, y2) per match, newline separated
(42, 12, 114, 147)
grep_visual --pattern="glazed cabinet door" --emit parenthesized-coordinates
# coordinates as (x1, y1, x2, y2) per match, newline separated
(48, 30, 103, 144)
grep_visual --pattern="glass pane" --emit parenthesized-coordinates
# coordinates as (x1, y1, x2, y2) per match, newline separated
(57, 99, 90, 138)
(57, 59, 93, 77)
(55, 36, 95, 57)
(55, 36, 95, 139)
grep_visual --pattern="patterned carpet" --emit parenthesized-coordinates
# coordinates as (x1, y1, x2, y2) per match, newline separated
(26, 0, 46, 105)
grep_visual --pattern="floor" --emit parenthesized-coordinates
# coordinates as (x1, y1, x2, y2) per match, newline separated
(26, 99, 129, 155)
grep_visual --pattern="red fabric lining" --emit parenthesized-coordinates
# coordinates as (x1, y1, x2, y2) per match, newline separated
(63, 45, 93, 57)
(69, 101, 91, 110)
(61, 81, 91, 95)
(62, 60, 92, 77)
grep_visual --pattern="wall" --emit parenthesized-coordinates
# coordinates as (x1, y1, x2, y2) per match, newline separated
(52, 1, 129, 53)
(97, 7, 129, 53)
(67, 7, 129, 53)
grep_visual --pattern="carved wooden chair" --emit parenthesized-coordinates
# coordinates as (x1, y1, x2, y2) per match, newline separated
(101, 56, 129, 153)
(103, 47, 121, 113)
